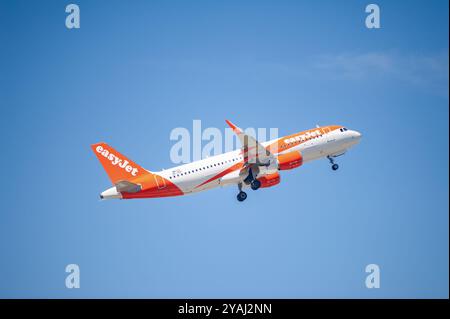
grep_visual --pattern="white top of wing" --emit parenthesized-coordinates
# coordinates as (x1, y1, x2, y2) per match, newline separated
(225, 120, 277, 168)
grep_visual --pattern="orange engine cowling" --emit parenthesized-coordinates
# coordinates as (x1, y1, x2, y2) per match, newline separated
(257, 172, 280, 188)
(277, 151, 303, 170)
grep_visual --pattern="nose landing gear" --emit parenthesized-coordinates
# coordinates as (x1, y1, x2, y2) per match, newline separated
(327, 156, 339, 171)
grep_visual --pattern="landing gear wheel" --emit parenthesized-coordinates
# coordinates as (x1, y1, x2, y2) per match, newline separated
(250, 180, 261, 190)
(237, 191, 247, 202)
(332, 163, 339, 171)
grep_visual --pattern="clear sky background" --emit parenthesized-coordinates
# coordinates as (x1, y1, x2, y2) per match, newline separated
(0, 0, 448, 298)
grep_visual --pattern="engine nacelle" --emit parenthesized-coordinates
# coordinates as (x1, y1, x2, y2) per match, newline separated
(257, 172, 280, 188)
(277, 151, 303, 170)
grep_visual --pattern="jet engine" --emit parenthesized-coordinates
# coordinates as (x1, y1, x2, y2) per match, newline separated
(277, 151, 303, 170)
(257, 172, 280, 188)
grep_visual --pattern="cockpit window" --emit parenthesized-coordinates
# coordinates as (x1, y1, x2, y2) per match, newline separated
(342, 127, 348, 131)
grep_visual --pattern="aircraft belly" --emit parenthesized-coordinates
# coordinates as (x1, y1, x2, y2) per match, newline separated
(219, 170, 242, 186)
(301, 147, 323, 162)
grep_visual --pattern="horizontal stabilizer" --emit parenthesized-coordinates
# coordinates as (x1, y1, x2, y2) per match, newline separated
(115, 180, 141, 193)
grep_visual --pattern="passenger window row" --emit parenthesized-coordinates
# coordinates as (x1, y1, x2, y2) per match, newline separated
(169, 156, 243, 179)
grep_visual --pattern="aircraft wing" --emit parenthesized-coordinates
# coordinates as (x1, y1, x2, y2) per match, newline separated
(225, 120, 276, 167)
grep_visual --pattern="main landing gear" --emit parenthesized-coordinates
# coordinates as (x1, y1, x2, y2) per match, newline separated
(250, 179, 261, 190)
(237, 168, 262, 201)
(327, 156, 339, 171)
(246, 168, 261, 190)
(237, 183, 247, 202)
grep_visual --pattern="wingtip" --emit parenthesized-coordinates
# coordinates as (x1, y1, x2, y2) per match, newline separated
(225, 119, 237, 130)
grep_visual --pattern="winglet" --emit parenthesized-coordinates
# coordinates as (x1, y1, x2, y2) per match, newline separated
(225, 120, 241, 134)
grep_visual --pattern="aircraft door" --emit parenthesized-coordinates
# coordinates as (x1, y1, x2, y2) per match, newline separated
(153, 174, 166, 189)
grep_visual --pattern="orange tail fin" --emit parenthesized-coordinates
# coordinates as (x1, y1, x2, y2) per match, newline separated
(91, 142, 148, 184)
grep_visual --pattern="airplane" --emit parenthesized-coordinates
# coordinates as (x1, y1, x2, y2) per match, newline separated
(92, 120, 362, 202)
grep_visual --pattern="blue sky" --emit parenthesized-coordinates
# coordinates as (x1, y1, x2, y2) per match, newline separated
(0, 0, 448, 298)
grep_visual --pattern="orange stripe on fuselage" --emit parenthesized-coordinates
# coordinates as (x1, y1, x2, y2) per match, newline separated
(121, 173, 184, 199)
(194, 162, 244, 189)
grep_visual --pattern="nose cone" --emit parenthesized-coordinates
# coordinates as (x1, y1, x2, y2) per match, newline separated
(349, 130, 362, 144)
